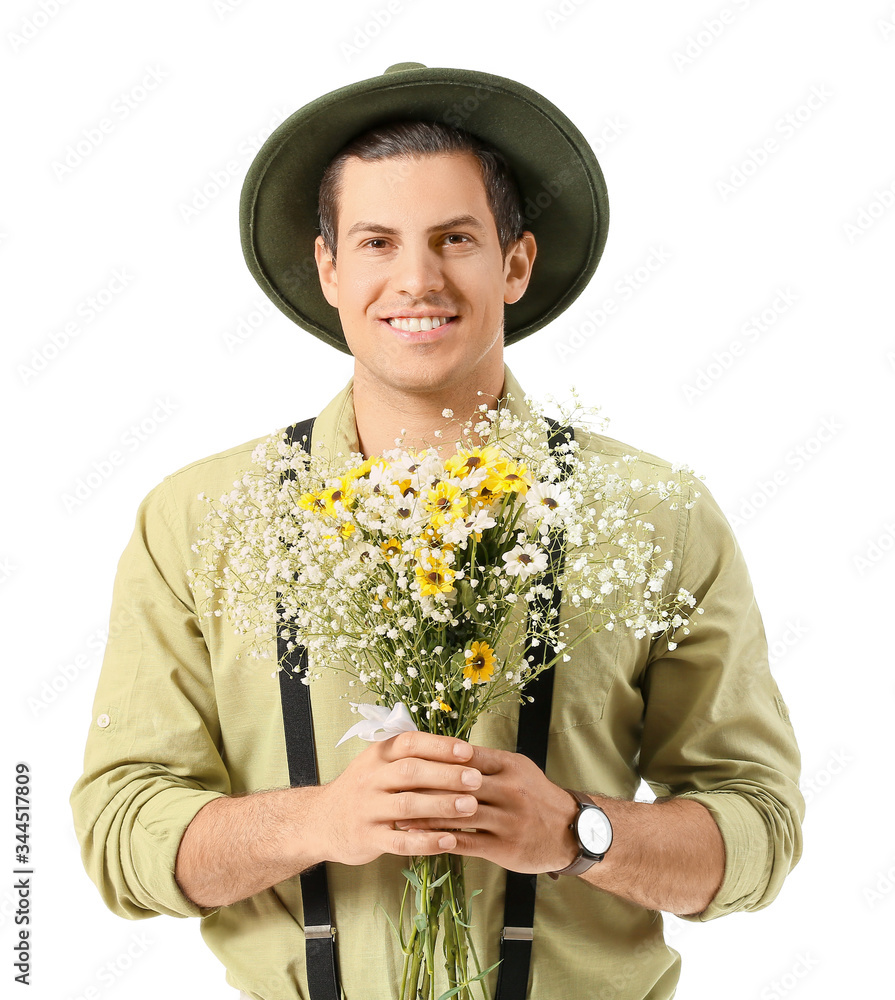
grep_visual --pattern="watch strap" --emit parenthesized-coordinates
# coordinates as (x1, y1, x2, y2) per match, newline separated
(548, 790, 609, 880)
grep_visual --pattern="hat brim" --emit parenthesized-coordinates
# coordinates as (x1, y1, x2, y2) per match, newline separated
(240, 63, 609, 354)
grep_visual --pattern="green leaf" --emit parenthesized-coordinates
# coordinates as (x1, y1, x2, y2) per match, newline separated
(414, 912, 429, 933)
(374, 901, 406, 950)
(402, 869, 423, 890)
(434, 961, 502, 1000)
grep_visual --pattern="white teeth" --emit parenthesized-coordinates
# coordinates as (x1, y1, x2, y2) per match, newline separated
(387, 316, 453, 332)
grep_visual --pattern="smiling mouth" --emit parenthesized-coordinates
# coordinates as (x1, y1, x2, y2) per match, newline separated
(385, 316, 457, 333)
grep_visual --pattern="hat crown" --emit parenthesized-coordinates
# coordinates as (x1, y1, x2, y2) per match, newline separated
(384, 62, 427, 74)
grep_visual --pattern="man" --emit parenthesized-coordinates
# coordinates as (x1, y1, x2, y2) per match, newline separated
(71, 63, 803, 999)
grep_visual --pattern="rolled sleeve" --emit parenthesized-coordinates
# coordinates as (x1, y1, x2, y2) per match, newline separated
(70, 479, 229, 919)
(638, 478, 804, 921)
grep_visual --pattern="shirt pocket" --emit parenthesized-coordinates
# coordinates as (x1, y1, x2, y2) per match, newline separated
(487, 622, 621, 735)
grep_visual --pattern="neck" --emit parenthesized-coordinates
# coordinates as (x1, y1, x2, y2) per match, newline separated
(351, 366, 506, 460)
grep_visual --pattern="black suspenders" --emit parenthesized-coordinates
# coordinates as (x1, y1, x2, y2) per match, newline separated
(277, 416, 573, 1000)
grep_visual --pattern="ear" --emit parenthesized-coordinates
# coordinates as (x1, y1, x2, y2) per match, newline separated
(315, 236, 339, 308)
(503, 231, 537, 305)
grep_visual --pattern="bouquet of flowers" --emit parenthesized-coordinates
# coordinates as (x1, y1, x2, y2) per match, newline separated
(190, 393, 700, 1000)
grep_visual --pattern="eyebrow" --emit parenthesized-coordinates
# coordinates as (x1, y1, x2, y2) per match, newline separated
(344, 215, 488, 239)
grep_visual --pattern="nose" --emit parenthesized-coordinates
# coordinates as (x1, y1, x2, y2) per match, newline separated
(391, 240, 446, 299)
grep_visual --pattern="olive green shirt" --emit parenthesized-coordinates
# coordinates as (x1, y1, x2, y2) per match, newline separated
(71, 368, 803, 999)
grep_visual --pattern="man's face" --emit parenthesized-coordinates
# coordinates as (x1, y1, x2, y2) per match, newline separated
(315, 151, 535, 398)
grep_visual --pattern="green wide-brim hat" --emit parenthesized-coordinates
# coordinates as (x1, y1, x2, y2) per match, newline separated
(239, 61, 609, 354)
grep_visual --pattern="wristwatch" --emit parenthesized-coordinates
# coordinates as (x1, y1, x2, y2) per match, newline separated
(548, 789, 613, 879)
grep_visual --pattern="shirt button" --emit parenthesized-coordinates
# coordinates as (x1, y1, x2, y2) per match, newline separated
(96, 713, 111, 729)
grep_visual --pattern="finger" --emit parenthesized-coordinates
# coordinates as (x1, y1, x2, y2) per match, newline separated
(463, 743, 514, 775)
(379, 730, 474, 764)
(388, 790, 480, 825)
(382, 756, 482, 794)
(393, 802, 500, 833)
(385, 828, 459, 856)
(444, 829, 500, 860)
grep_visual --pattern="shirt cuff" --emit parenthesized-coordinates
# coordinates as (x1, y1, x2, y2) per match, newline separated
(671, 790, 771, 922)
(130, 786, 226, 918)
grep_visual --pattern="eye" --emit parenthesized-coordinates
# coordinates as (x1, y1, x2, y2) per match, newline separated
(443, 233, 471, 245)
(364, 238, 390, 249)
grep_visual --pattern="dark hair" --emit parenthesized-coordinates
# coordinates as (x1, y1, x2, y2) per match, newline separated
(317, 120, 526, 262)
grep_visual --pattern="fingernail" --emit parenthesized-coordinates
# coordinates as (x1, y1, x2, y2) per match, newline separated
(461, 769, 481, 788)
(438, 835, 455, 849)
(453, 742, 472, 759)
(455, 795, 476, 815)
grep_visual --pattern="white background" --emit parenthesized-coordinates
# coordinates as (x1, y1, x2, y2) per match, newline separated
(3, 1, 893, 997)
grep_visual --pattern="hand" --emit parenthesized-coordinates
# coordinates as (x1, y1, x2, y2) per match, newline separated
(306, 731, 484, 866)
(398, 745, 581, 875)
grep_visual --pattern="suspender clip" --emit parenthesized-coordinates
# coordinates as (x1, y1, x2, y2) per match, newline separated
(305, 924, 336, 940)
(501, 926, 533, 942)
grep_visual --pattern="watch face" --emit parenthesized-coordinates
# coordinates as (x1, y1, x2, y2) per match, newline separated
(577, 806, 612, 856)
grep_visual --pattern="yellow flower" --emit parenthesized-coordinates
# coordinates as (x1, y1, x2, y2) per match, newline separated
(423, 480, 468, 528)
(415, 553, 455, 595)
(437, 699, 452, 713)
(469, 483, 500, 509)
(297, 490, 327, 514)
(380, 538, 402, 560)
(488, 460, 531, 496)
(345, 456, 384, 482)
(463, 641, 496, 684)
(321, 481, 354, 516)
(445, 445, 505, 480)
(321, 521, 355, 542)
